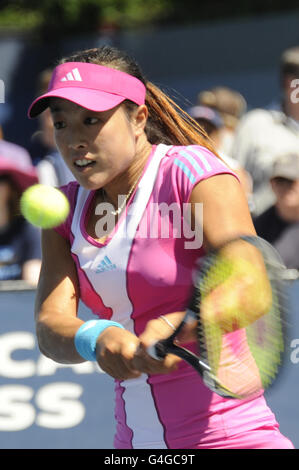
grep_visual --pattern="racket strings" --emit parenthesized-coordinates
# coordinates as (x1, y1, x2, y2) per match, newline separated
(246, 280, 284, 388)
(195, 239, 286, 399)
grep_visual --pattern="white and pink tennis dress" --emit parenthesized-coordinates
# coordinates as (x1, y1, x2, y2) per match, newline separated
(55, 144, 293, 449)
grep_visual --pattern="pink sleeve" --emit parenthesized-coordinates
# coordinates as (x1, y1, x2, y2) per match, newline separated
(54, 182, 79, 241)
(167, 145, 239, 203)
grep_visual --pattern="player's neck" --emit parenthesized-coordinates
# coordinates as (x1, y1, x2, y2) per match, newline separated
(103, 139, 152, 207)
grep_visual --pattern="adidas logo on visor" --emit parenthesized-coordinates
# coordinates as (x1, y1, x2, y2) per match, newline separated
(60, 67, 82, 82)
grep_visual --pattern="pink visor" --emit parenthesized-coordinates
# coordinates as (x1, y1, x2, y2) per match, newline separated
(28, 62, 146, 118)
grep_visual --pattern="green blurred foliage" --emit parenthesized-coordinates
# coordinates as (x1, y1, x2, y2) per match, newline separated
(0, 0, 298, 39)
(0, 0, 172, 37)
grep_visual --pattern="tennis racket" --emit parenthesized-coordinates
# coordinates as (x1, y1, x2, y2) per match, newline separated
(148, 236, 294, 400)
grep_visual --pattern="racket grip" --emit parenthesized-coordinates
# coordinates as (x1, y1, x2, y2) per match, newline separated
(147, 341, 167, 360)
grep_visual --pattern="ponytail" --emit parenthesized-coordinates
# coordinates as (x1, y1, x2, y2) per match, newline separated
(145, 82, 219, 155)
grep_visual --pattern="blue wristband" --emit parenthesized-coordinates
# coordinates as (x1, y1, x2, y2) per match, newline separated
(74, 319, 125, 361)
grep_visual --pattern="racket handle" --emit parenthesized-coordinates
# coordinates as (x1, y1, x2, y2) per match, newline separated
(147, 341, 167, 360)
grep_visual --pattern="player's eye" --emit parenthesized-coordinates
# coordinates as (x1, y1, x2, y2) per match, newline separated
(84, 117, 100, 125)
(53, 121, 66, 130)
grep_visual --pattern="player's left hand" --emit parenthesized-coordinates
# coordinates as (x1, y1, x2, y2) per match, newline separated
(132, 312, 196, 375)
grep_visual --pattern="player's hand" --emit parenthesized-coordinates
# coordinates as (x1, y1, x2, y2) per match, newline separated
(132, 312, 196, 375)
(95, 327, 141, 380)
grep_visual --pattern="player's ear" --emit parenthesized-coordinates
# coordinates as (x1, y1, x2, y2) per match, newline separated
(132, 105, 148, 137)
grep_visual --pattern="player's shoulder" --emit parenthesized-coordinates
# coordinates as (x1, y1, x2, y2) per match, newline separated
(58, 180, 80, 200)
(57, 181, 80, 219)
(53, 182, 80, 240)
(164, 144, 228, 180)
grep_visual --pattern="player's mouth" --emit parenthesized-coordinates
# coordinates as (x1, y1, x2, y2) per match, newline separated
(74, 158, 96, 170)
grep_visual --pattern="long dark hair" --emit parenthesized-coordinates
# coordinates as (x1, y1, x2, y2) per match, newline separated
(59, 46, 219, 155)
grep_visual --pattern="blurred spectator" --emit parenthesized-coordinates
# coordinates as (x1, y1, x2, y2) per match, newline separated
(254, 152, 299, 270)
(0, 103, 11, 139)
(34, 68, 74, 186)
(0, 149, 41, 285)
(231, 46, 299, 216)
(188, 105, 225, 149)
(197, 86, 247, 155)
(188, 104, 252, 203)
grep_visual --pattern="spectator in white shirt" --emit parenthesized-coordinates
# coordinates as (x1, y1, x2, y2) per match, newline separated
(231, 46, 299, 216)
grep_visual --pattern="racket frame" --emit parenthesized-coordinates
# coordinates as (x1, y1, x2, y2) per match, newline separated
(149, 235, 289, 400)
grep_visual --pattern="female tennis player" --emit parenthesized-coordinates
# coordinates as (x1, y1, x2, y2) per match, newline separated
(29, 46, 294, 449)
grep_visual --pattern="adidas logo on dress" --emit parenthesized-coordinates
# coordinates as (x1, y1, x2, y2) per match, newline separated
(60, 68, 82, 82)
(96, 256, 117, 273)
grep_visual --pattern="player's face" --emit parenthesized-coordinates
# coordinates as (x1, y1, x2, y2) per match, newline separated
(49, 98, 143, 190)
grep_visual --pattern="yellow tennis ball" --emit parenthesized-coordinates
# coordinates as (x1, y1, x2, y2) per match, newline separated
(20, 184, 70, 229)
